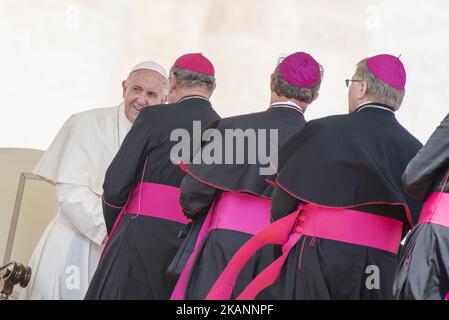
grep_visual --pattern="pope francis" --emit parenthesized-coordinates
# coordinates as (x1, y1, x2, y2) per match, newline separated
(21, 61, 168, 299)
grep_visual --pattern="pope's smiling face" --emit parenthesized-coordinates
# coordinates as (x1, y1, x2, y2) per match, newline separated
(122, 69, 166, 123)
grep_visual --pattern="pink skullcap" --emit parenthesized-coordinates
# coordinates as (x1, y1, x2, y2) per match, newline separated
(366, 54, 406, 90)
(174, 53, 215, 76)
(279, 52, 321, 88)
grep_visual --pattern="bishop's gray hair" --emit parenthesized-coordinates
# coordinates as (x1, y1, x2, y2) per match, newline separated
(354, 59, 405, 111)
(271, 64, 323, 104)
(170, 66, 216, 93)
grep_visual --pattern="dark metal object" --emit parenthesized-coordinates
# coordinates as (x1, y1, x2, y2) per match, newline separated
(0, 261, 32, 300)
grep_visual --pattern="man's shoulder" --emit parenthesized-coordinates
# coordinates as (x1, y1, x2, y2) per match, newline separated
(307, 113, 352, 132)
(71, 105, 117, 121)
(60, 105, 118, 134)
(139, 102, 178, 118)
(139, 100, 218, 122)
(393, 121, 423, 150)
(214, 107, 303, 129)
(216, 110, 266, 127)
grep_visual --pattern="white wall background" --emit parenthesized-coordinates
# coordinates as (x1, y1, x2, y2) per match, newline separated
(1, 0, 448, 150)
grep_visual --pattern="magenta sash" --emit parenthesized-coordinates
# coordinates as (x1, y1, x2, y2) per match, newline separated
(170, 191, 272, 300)
(209, 192, 272, 234)
(206, 204, 403, 300)
(418, 192, 449, 228)
(125, 182, 188, 224)
(101, 182, 188, 260)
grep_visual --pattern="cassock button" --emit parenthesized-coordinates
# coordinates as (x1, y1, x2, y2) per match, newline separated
(296, 226, 304, 233)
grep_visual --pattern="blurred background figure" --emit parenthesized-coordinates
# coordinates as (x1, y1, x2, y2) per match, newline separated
(394, 114, 449, 300)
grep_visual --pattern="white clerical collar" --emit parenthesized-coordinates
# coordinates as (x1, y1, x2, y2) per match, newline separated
(177, 95, 210, 103)
(355, 102, 394, 114)
(269, 100, 304, 114)
(118, 103, 132, 146)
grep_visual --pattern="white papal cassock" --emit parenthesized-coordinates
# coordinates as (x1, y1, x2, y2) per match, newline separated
(20, 103, 131, 299)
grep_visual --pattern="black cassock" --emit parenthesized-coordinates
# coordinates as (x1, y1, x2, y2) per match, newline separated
(264, 104, 423, 300)
(177, 104, 307, 299)
(394, 114, 449, 300)
(84, 97, 220, 300)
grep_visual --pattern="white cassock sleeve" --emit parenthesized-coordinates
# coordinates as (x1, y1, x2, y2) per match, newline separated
(56, 183, 107, 246)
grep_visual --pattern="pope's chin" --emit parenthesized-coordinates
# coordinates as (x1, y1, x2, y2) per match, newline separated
(130, 107, 141, 120)
(125, 112, 137, 123)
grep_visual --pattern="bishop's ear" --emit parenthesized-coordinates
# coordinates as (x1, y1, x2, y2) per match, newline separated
(167, 72, 176, 94)
(169, 71, 177, 85)
(270, 73, 275, 90)
(359, 81, 368, 99)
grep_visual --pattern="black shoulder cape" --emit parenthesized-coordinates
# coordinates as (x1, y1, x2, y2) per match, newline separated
(184, 107, 306, 198)
(276, 106, 423, 225)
